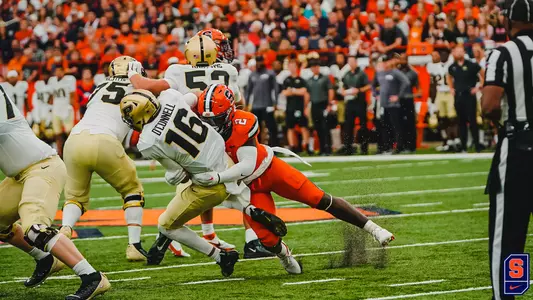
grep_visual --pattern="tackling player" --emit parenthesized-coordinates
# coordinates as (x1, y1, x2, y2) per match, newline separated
(119, 86, 286, 276)
(60, 56, 149, 261)
(127, 32, 244, 254)
(0, 85, 110, 299)
(48, 66, 77, 157)
(193, 84, 395, 274)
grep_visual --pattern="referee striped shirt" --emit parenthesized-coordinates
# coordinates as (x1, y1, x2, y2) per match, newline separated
(485, 31, 533, 123)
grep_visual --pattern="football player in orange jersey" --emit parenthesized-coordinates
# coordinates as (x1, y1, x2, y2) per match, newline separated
(193, 84, 395, 274)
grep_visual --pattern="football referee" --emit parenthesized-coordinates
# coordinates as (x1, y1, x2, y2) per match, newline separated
(482, 0, 533, 299)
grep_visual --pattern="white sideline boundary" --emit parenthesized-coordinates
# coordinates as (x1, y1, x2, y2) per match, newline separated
(181, 278, 245, 285)
(1, 235, 510, 284)
(387, 279, 446, 287)
(401, 202, 442, 208)
(109, 276, 151, 283)
(134, 153, 493, 167)
(283, 278, 345, 285)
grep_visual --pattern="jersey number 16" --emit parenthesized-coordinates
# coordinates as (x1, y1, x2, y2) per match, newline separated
(165, 108, 208, 158)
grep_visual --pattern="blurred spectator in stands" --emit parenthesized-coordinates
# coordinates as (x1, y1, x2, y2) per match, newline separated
(325, 24, 346, 48)
(393, 10, 410, 38)
(462, 7, 478, 28)
(409, 17, 424, 43)
(282, 59, 311, 154)
(347, 5, 364, 32)
(77, 68, 95, 117)
(159, 40, 184, 73)
(95, 16, 114, 41)
(8, 48, 28, 75)
(237, 29, 256, 63)
(339, 56, 370, 155)
(398, 53, 420, 153)
(239, 58, 255, 100)
(269, 28, 283, 52)
(28, 39, 45, 62)
(287, 28, 299, 49)
(454, 19, 468, 44)
(298, 36, 310, 52)
(67, 50, 84, 78)
(465, 24, 483, 57)
(15, 19, 32, 45)
(84, 11, 99, 35)
(191, 7, 206, 32)
(430, 13, 456, 47)
(263, 9, 278, 36)
(249, 21, 263, 47)
(477, 14, 493, 40)
(21, 48, 38, 82)
(306, 59, 334, 155)
(422, 13, 436, 41)
(471, 43, 486, 67)
(330, 53, 348, 80)
(327, 10, 347, 39)
(258, 39, 277, 69)
(493, 13, 508, 43)
(482, 0, 500, 26)
(246, 56, 279, 146)
(376, 18, 405, 54)
(309, 20, 321, 50)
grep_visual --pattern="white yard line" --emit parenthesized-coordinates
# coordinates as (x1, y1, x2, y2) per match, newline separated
(282, 278, 345, 286)
(181, 278, 245, 285)
(387, 279, 446, 287)
(473, 202, 490, 207)
(364, 286, 492, 300)
(345, 186, 485, 200)
(0, 235, 516, 284)
(109, 276, 151, 283)
(315, 172, 486, 185)
(401, 202, 442, 208)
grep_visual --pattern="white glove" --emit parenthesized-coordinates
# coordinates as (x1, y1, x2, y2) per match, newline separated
(26, 113, 33, 125)
(165, 169, 188, 186)
(191, 171, 220, 186)
(127, 61, 144, 79)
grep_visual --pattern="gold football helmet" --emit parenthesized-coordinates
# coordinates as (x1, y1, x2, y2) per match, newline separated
(109, 56, 146, 77)
(120, 89, 160, 131)
(184, 35, 218, 66)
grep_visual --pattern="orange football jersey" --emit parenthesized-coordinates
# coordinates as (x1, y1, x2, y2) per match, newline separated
(225, 110, 268, 171)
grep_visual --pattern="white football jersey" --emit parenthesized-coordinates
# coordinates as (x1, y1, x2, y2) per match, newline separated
(32, 80, 53, 124)
(426, 62, 450, 92)
(164, 63, 242, 102)
(0, 80, 28, 114)
(48, 75, 76, 118)
(71, 77, 133, 142)
(138, 89, 228, 175)
(0, 85, 56, 177)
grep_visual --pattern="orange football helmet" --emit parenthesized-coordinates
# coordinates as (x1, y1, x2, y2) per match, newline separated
(197, 84, 236, 138)
(197, 29, 234, 63)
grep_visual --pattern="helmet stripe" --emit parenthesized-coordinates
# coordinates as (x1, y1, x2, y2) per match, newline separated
(199, 35, 205, 63)
(204, 84, 219, 113)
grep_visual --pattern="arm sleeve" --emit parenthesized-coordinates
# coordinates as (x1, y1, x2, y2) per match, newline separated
(484, 48, 508, 87)
(218, 146, 257, 183)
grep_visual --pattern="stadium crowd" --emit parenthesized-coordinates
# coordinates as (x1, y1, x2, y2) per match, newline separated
(0, 0, 505, 155)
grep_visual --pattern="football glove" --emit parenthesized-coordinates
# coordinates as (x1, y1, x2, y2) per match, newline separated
(127, 61, 144, 79)
(164, 169, 188, 186)
(192, 171, 220, 186)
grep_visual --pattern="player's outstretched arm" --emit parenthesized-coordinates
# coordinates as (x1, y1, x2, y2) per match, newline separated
(129, 74, 170, 96)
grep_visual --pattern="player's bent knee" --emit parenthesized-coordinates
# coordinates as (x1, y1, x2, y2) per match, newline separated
(24, 224, 60, 252)
(123, 193, 145, 210)
(63, 199, 86, 214)
(0, 224, 18, 242)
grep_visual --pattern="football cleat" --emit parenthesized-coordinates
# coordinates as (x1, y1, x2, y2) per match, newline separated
(217, 250, 239, 277)
(146, 234, 172, 265)
(243, 239, 276, 259)
(24, 254, 64, 288)
(126, 243, 148, 261)
(372, 228, 395, 246)
(65, 272, 110, 300)
(205, 236, 236, 251)
(249, 208, 287, 237)
(59, 226, 72, 239)
(169, 241, 191, 257)
(278, 244, 302, 275)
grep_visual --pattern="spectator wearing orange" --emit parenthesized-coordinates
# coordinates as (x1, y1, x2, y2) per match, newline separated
(457, 0, 480, 21)
(258, 39, 277, 69)
(408, 0, 434, 22)
(14, 19, 32, 44)
(443, 0, 465, 16)
(409, 18, 424, 43)
(117, 23, 133, 45)
(288, 5, 310, 32)
(46, 48, 69, 73)
(248, 21, 263, 47)
(347, 5, 366, 30)
(159, 40, 185, 72)
(76, 67, 95, 116)
(94, 16, 115, 41)
(460, 7, 478, 28)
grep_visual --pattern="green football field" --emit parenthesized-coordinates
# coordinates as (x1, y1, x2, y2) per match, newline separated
(1, 155, 533, 300)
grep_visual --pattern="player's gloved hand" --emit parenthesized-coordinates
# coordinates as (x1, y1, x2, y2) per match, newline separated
(192, 172, 220, 186)
(26, 113, 33, 125)
(127, 61, 144, 79)
(165, 169, 188, 186)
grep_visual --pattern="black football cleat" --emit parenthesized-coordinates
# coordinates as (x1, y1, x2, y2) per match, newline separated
(65, 272, 110, 300)
(249, 207, 287, 237)
(146, 234, 172, 265)
(24, 254, 62, 288)
(217, 250, 239, 277)
(243, 239, 276, 259)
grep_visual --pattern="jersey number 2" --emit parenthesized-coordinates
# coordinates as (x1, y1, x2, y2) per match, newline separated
(165, 108, 208, 158)
(185, 70, 229, 90)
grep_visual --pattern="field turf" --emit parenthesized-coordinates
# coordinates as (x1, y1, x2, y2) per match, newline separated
(1, 155, 532, 300)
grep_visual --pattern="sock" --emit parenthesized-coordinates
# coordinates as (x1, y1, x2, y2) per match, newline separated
(201, 223, 215, 240)
(363, 220, 379, 234)
(72, 259, 97, 276)
(159, 225, 218, 259)
(125, 207, 143, 244)
(244, 205, 256, 217)
(245, 228, 258, 243)
(210, 247, 222, 263)
(28, 247, 49, 260)
(277, 241, 290, 258)
(62, 204, 82, 228)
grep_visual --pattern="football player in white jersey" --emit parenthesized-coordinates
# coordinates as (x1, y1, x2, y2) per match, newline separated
(0, 85, 110, 299)
(119, 87, 287, 276)
(31, 70, 55, 143)
(127, 32, 243, 254)
(48, 66, 77, 157)
(0, 70, 29, 121)
(426, 51, 460, 152)
(60, 56, 148, 261)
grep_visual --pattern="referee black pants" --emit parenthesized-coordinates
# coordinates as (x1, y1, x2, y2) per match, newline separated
(343, 100, 368, 153)
(455, 92, 481, 152)
(251, 108, 278, 147)
(311, 101, 331, 154)
(400, 97, 416, 152)
(487, 137, 533, 300)
(383, 107, 404, 152)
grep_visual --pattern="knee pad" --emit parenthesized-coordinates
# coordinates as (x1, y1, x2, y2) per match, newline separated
(0, 223, 18, 242)
(316, 194, 333, 211)
(123, 193, 145, 210)
(63, 199, 86, 214)
(24, 224, 60, 251)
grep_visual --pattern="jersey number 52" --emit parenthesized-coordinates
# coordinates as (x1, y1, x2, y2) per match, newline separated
(185, 70, 229, 90)
(165, 108, 208, 158)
